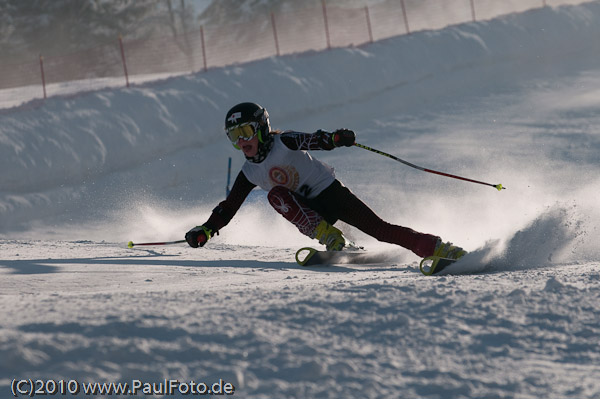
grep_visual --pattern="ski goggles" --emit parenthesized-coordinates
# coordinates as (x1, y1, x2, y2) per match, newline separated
(226, 123, 258, 144)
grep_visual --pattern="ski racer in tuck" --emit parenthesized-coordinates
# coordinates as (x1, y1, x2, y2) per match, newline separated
(186, 102, 465, 261)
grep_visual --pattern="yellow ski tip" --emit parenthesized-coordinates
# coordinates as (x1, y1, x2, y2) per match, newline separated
(295, 247, 319, 266)
(419, 257, 435, 275)
(127, 241, 134, 248)
(495, 184, 504, 191)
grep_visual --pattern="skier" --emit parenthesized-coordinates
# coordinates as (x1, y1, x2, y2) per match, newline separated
(185, 102, 465, 261)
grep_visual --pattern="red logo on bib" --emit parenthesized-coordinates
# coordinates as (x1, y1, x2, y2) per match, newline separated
(269, 166, 299, 191)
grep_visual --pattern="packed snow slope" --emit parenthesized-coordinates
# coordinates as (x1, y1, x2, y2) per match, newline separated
(1, 3, 600, 399)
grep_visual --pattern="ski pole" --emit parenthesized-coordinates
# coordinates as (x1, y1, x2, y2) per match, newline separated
(354, 142, 505, 191)
(127, 239, 186, 248)
(226, 157, 232, 196)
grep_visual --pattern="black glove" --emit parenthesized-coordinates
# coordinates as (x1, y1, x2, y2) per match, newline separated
(185, 225, 213, 248)
(332, 129, 355, 147)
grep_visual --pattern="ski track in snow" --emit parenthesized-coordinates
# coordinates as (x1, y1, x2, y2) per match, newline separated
(2, 3, 600, 398)
(1, 241, 599, 398)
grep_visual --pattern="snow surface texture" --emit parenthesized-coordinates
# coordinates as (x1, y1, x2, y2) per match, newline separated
(1, 3, 600, 398)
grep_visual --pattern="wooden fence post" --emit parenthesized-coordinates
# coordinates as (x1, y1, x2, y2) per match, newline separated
(400, 0, 410, 35)
(200, 26, 208, 72)
(118, 35, 130, 88)
(322, 0, 331, 49)
(39, 55, 47, 99)
(365, 6, 374, 43)
(271, 12, 281, 56)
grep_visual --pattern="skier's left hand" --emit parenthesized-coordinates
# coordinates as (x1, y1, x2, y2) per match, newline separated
(332, 129, 355, 147)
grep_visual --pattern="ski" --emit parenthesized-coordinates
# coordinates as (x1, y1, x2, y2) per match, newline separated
(295, 246, 375, 266)
(419, 256, 457, 275)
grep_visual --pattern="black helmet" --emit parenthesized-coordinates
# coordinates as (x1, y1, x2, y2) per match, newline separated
(224, 102, 270, 148)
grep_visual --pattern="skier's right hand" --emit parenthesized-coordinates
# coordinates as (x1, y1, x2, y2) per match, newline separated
(185, 225, 213, 248)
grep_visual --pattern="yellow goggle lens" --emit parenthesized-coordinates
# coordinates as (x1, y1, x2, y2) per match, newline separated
(227, 124, 256, 143)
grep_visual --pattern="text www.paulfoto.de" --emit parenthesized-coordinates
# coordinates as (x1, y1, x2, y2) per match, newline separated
(11, 378, 235, 396)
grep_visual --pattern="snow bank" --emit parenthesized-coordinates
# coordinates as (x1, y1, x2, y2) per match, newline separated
(2, 3, 600, 239)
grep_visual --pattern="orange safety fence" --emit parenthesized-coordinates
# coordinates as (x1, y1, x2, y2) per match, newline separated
(0, 0, 589, 109)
